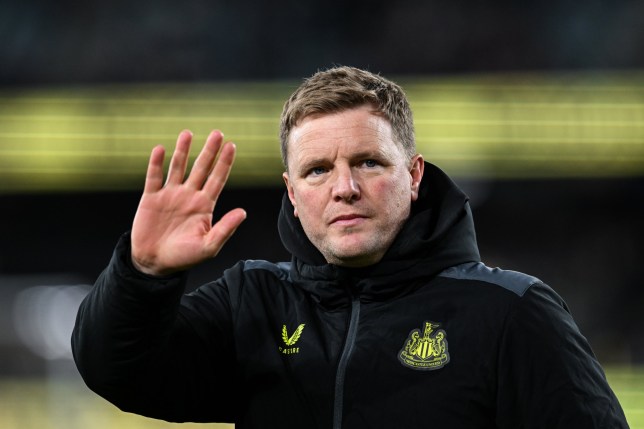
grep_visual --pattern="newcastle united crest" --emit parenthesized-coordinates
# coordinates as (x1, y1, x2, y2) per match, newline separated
(398, 321, 450, 370)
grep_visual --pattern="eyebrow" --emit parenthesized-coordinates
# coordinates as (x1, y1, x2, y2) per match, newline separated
(350, 149, 388, 160)
(296, 157, 328, 175)
(296, 149, 391, 174)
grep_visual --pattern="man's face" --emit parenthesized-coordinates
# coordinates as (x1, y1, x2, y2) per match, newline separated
(283, 105, 424, 267)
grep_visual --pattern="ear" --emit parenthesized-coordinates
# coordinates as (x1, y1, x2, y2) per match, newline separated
(282, 172, 299, 217)
(409, 154, 424, 202)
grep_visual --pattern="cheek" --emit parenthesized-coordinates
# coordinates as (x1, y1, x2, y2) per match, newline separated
(294, 189, 322, 218)
(376, 176, 408, 206)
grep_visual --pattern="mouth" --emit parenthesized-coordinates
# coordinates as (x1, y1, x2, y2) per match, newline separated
(330, 214, 367, 226)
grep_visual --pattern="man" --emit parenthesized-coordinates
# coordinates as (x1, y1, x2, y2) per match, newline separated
(72, 66, 629, 428)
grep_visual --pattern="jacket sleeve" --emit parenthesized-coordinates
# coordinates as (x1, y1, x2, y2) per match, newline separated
(496, 282, 629, 428)
(71, 233, 239, 423)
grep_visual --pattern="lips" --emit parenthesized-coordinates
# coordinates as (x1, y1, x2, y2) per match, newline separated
(330, 214, 367, 226)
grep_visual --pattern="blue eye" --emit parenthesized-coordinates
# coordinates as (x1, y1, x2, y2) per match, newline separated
(310, 166, 326, 176)
(364, 159, 378, 168)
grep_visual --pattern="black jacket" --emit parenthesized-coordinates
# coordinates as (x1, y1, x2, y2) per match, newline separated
(72, 163, 628, 428)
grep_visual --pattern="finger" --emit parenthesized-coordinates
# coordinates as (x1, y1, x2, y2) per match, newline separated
(185, 130, 224, 189)
(202, 141, 237, 201)
(165, 130, 193, 185)
(143, 145, 166, 193)
(204, 208, 247, 257)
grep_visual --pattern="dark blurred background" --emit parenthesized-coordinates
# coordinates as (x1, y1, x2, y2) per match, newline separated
(3, 0, 644, 83)
(1, 0, 643, 385)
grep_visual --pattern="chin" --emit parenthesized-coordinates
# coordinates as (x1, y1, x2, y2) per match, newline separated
(326, 248, 383, 268)
(319, 235, 389, 267)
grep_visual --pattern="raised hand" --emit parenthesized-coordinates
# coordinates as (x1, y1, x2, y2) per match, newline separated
(130, 130, 247, 276)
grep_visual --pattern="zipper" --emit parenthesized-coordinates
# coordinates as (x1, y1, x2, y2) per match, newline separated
(332, 291, 361, 429)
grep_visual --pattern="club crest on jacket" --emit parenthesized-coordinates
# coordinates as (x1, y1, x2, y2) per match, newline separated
(398, 321, 450, 370)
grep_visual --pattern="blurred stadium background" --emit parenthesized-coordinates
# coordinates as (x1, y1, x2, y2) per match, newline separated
(1, 0, 643, 427)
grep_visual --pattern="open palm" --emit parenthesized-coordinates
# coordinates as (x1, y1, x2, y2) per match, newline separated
(131, 130, 246, 276)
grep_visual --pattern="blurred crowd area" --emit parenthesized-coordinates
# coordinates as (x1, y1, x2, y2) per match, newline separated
(2, 0, 644, 83)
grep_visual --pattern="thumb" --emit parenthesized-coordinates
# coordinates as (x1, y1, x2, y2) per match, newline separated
(204, 208, 247, 257)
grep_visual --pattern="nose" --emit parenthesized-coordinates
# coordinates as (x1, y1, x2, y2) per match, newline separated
(331, 166, 360, 202)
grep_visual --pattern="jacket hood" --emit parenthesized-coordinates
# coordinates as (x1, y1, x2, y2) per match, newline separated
(277, 162, 480, 303)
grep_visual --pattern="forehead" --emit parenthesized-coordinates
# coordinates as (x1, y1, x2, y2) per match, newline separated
(287, 106, 397, 162)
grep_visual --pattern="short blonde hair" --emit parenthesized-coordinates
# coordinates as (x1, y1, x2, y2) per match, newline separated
(280, 66, 415, 169)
